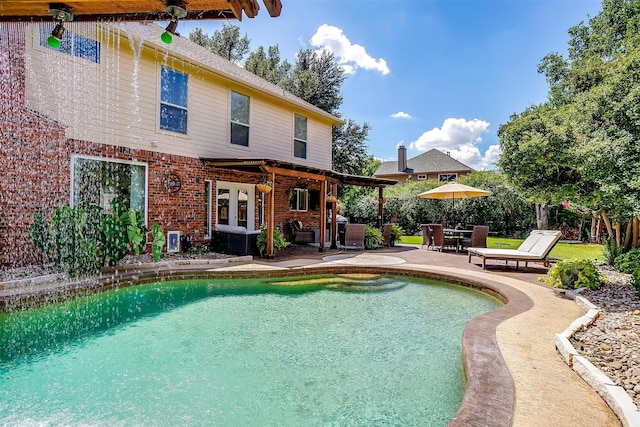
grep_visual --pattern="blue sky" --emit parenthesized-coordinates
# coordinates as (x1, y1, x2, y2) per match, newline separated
(177, 0, 602, 170)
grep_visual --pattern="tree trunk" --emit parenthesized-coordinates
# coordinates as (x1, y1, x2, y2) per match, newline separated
(624, 221, 632, 250)
(601, 211, 613, 239)
(633, 216, 639, 248)
(536, 202, 549, 230)
(590, 212, 598, 243)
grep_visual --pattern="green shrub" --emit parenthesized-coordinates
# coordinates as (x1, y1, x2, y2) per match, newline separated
(541, 258, 605, 290)
(388, 225, 403, 246)
(256, 228, 290, 256)
(29, 210, 52, 257)
(50, 205, 102, 277)
(631, 268, 640, 296)
(151, 222, 165, 262)
(364, 225, 383, 249)
(187, 245, 210, 255)
(602, 238, 621, 265)
(613, 248, 640, 274)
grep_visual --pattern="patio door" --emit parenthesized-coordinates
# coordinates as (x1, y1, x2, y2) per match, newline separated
(216, 181, 255, 230)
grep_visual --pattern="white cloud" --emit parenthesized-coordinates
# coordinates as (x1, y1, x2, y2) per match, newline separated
(409, 117, 499, 170)
(310, 24, 390, 75)
(391, 111, 411, 119)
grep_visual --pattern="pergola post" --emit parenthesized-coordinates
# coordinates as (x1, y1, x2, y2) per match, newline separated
(265, 171, 276, 258)
(378, 186, 384, 228)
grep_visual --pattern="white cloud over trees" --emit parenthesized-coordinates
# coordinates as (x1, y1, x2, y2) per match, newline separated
(409, 118, 501, 170)
(310, 24, 390, 75)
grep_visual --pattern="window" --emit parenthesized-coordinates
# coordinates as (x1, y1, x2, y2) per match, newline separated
(294, 114, 307, 159)
(289, 188, 308, 211)
(71, 156, 147, 218)
(417, 175, 427, 180)
(39, 24, 100, 63)
(230, 91, 250, 146)
(438, 173, 458, 182)
(160, 66, 188, 134)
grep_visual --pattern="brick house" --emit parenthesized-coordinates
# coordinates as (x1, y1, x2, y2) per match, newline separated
(0, 21, 394, 268)
(373, 145, 474, 184)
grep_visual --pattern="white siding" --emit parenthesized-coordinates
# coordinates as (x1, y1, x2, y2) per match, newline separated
(24, 22, 335, 170)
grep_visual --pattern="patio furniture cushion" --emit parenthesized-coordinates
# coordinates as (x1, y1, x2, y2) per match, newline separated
(467, 230, 561, 270)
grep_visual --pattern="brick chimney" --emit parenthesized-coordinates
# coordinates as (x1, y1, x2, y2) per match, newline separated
(398, 144, 407, 172)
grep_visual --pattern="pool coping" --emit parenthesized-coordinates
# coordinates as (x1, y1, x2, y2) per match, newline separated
(1, 261, 535, 426)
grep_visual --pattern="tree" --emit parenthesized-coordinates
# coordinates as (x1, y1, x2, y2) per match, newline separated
(188, 24, 250, 63)
(499, 0, 640, 249)
(282, 48, 345, 115)
(332, 119, 371, 175)
(244, 45, 292, 85)
(497, 103, 578, 229)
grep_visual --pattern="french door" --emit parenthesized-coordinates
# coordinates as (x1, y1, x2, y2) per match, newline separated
(216, 181, 255, 230)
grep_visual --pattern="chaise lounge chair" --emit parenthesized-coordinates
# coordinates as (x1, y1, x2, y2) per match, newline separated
(467, 230, 562, 270)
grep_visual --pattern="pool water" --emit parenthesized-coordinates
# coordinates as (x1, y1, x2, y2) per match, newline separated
(0, 274, 500, 426)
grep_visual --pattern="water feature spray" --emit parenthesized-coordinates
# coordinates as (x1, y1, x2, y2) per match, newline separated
(161, 1, 188, 44)
(47, 5, 73, 48)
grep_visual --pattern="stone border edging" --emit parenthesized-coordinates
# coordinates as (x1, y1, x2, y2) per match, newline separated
(555, 292, 640, 427)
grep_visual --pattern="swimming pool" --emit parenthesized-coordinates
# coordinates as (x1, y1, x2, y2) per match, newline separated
(0, 274, 500, 425)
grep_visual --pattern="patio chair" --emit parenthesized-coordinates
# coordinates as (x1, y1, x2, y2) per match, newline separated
(420, 224, 433, 249)
(291, 220, 315, 244)
(343, 223, 366, 250)
(460, 225, 489, 250)
(428, 224, 456, 252)
(467, 230, 562, 270)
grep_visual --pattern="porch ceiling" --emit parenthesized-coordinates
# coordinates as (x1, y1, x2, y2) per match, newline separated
(199, 158, 398, 188)
(0, 0, 282, 21)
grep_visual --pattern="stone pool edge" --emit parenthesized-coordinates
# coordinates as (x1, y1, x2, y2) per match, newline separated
(0, 262, 533, 427)
(554, 291, 640, 427)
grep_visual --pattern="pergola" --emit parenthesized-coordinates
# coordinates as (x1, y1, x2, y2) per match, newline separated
(0, 0, 282, 21)
(200, 158, 398, 257)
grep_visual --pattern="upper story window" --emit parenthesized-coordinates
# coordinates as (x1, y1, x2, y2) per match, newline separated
(231, 91, 250, 147)
(289, 188, 308, 211)
(294, 114, 307, 159)
(39, 25, 100, 63)
(160, 66, 188, 134)
(438, 173, 457, 182)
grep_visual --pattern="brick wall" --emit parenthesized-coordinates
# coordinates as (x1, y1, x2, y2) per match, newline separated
(0, 23, 328, 270)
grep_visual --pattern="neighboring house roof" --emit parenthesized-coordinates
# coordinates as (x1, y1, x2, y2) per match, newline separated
(117, 22, 342, 126)
(374, 148, 474, 176)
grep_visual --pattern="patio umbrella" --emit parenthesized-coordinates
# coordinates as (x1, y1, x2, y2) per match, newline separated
(418, 181, 491, 226)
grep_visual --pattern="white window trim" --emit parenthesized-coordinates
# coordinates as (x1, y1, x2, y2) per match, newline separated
(157, 65, 189, 137)
(70, 154, 149, 225)
(438, 173, 458, 182)
(417, 175, 427, 180)
(290, 188, 309, 212)
(293, 113, 308, 159)
(229, 90, 251, 149)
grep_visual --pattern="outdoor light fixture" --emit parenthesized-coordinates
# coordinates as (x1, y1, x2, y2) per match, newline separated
(47, 5, 73, 49)
(161, 2, 187, 44)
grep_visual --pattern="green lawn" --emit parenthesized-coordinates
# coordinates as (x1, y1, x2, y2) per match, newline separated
(400, 235, 603, 261)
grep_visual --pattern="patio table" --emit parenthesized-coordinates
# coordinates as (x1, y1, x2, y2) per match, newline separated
(444, 228, 473, 253)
